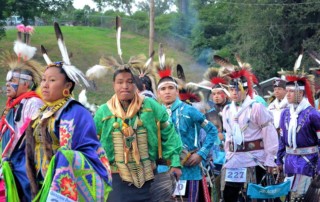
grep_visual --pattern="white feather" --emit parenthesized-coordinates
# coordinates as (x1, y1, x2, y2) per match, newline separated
(63, 65, 91, 88)
(57, 38, 71, 65)
(78, 89, 88, 105)
(159, 54, 165, 69)
(86, 65, 110, 80)
(144, 57, 152, 68)
(42, 53, 52, 65)
(117, 27, 122, 59)
(13, 41, 37, 61)
(293, 53, 303, 72)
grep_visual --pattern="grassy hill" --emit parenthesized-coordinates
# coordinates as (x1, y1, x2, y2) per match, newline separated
(0, 26, 206, 109)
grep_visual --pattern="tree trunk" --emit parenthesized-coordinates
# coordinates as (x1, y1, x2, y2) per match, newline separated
(177, 0, 189, 15)
(149, 0, 155, 59)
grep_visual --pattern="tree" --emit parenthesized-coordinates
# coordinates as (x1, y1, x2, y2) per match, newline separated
(191, 0, 320, 80)
(136, 0, 176, 16)
(149, 0, 155, 57)
(6, 0, 73, 24)
(0, 0, 8, 40)
(93, 0, 135, 15)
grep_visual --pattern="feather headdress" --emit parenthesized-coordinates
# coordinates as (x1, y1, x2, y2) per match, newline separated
(86, 16, 141, 81)
(14, 24, 37, 62)
(214, 54, 258, 98)
(155, 43, 175, 79)
(1, 25, 44, 87)
(0, 51, 44, 87)
(203, 67, 230, 97)
(279, 50, 315, 106)
(41, 23, 91, 88)
(129, 52, 158, 94)
(175, 64, 202, 103)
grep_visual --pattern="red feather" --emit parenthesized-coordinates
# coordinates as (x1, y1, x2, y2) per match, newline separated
(229, 69, 259, 98)
(286, 75, 315, 107)
(158, 69, 172, 78)
(211, 77, 226, 85)
(179, 92, 200, 102)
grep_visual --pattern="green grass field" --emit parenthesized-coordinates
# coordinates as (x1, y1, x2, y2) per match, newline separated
(0, 26, 206, 109)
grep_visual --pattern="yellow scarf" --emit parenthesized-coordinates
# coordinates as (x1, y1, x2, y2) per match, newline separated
(107, 93, 144, 120)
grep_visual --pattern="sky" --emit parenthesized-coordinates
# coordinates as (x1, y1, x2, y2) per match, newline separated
(73, 0, 97, 10)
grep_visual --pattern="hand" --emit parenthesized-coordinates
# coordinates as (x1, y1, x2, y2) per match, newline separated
(266, 166, 275, 174)
(170, 167, 182, 181)
(185, 153, 202, 167)
(277, 164, 283, 172)
(218, 132, 224, 141)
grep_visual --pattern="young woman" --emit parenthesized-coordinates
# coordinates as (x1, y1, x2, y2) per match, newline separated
(25, 23, 112, 201)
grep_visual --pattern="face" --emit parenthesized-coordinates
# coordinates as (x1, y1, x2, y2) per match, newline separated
(41, 67, 72, 102)
(286, 88, 303, 104)
(113, 72, 136, 101)
(6, 74, 29, 98)
(229, 87, 245, 102)
(273, 87, 286, 100)
(157, 83, 179, 105)
(211, 89, 226, 104)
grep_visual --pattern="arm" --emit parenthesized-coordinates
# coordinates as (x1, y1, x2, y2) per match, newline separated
(193, 108, 218, 160)
(58, 102, 112, 184)
(252, 103, 278, 167)
(276, 110, 287, 166)
(151, 100, 182, 168)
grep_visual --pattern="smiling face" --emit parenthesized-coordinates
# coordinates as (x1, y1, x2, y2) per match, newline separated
(113, 71, 136, 101)
(41, 66, 72, 102)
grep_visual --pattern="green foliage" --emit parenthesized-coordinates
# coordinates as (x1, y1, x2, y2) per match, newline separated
(191, 0, 320, 80)
(5, 0, 73, 24)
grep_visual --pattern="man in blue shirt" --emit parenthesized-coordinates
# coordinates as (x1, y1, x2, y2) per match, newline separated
(157, 76, 218, 202)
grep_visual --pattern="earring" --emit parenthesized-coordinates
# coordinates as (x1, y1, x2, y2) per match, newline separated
(62, 88, 70, 97)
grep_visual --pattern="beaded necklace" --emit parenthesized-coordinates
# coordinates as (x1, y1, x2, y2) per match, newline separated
(33, 96, 71, 121)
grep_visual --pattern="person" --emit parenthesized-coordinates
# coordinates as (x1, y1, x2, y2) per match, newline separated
(0, 25, 44, 201)
(268, 78, 288, 132)
(216, 57, 278, 202)
(92, 66, 182, 202)
(156, 62, 218, 201)
(24, 22, 112, 201)
(276, 68, 320, 201)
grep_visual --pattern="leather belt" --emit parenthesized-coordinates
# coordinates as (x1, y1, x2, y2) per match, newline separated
(229, 139, 264, 152)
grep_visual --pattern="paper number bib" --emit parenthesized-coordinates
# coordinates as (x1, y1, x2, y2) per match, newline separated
(173, 180, 187, 196)
(225, 168, 247, 182)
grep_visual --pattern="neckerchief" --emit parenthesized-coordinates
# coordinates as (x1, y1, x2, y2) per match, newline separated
(0, 91, 40, 134)
(288, 98, 310, 149)
(107, 92, 144, 120)
(229, 96, 255, 151)
(272, 97, 288, 128)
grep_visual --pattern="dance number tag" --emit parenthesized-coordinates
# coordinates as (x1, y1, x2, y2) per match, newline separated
(173, 180, 187, 196)
(225, 168, 247, 182)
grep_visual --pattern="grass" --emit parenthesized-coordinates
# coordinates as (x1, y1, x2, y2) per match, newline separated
(0, 26, 206, 109)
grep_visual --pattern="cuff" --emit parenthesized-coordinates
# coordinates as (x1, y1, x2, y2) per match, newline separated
(170, 154, 182, 168)
(264, 154, 277, 167)
(197, 149, 208, 160)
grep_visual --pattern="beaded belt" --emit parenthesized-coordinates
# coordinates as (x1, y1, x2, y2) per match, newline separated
(286, 146, 318, 155)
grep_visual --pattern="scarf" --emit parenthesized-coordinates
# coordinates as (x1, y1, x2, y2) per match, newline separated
(107, 92, 144, 120)
(288, 98, 310, 149)
(272, 97, 288, 128)
(229, 96, 255, 151)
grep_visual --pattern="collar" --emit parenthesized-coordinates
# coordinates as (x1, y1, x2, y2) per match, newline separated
(168, 98, 183, 111)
